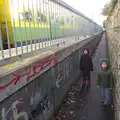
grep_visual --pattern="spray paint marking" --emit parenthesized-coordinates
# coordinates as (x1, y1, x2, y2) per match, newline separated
(0, 57, 58, 91)
(1, 98, 28, 120)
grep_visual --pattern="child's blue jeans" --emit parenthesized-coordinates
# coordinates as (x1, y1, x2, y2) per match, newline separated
(102, 88, 111, 104)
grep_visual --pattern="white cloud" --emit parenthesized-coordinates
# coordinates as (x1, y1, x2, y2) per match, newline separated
(63, 0, 110, 25)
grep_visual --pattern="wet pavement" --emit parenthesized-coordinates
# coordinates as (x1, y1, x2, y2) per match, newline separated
(53, 33, 114, 120)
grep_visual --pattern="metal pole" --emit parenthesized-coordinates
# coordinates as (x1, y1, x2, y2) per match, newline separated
(43, 0, 46, 47)
(44, 0, 47, 47)
(56, 1, 59, 44)
(0, 25, 4, 58)
(51, 1, 54, 45)
(47, 0, 51, 46)
(32, 0, 37, 50)
(3, 0, 11, 57)
(54, 1, 56, 43)
(58, 0, 61, 43)
(46, 0, 49, 47)
(77, 17, 79, 37)
(78, 17, 80, 37)
(55, 2, 57, 43)
(28, 0, 33, 52)
(50, 0, 52, 45)
(53, 1, 56, 44)
(39, 0, 43, 48)
(23, 0, 28, 53)
(53, 1, 55, 44)
(42, 0, 45, 48)
(71, 13, 73, 37)
(62, 7, 65, 42)
(43, 0, 46, 48)
(36, 0, 41, 49)
(11, 0, 18, 56)
(62, 8, 64, 39)
(48, 0, 51, 46)
(18, 0, 23, 54)
(35, 0, 40, 49)
(52, 1, 54, 44)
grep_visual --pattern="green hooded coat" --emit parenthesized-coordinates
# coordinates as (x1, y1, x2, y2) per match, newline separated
(97, 59, 114, 88)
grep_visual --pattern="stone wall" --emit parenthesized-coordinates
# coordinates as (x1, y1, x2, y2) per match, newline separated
(106, 0, 120, 119)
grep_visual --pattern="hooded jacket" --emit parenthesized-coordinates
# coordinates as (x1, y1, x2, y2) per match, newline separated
(97, 59, 114, 88)
(80, 48, 93, 72)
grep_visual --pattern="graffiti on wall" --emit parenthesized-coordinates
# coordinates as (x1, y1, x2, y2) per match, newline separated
(56, 58, 71, 88)
(1, 98, 28, 120)
(29, 86, 52, 120)
(31, 96, 49, 118)
(0, 57, 58, 92)
(1, 86, 53, 120)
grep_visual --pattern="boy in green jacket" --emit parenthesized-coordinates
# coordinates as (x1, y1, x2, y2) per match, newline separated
(97, 59, 113, 106)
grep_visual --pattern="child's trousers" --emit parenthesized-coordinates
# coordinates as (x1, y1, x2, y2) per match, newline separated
(82, 70, 91, 85)
(102, 88, 112, 105)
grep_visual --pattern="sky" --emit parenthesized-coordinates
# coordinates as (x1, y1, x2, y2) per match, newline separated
(63, 0, 110, 26)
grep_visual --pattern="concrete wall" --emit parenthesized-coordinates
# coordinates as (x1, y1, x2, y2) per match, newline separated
(106, 1, 120, 119)
(0, 34, 102, 120)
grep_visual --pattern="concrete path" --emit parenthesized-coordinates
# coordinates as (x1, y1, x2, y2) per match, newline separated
(73, 33, 114, 120)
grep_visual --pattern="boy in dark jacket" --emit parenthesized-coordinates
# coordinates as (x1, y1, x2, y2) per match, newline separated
(97, 59, 113, 106)
(80, 48, 93, 87)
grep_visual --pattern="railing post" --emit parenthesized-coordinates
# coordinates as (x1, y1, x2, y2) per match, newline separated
(3, 0, 11, 57)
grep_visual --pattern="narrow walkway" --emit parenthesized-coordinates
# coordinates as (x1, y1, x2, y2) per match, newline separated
(54, 33, 114, 120)
(73, 33, 114, 120)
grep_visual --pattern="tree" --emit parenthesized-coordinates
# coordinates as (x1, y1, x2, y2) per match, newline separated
(101, 3, 111, 16)
(101, 0, 117, 16)
(111, 0, 117, 9)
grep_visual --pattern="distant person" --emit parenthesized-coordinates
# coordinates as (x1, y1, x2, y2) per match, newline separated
(97, 59, 114, 106)
(80, 48, 93, 87)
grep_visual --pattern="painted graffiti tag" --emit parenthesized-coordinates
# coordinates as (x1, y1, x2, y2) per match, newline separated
(0, 57, 58, 92)
(1, 98, 28, 120)
(56, 60, 71, 88)
(31, 96, 49, 118)
(29, 86, 51, 119)
(56, 75, 62, 88)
